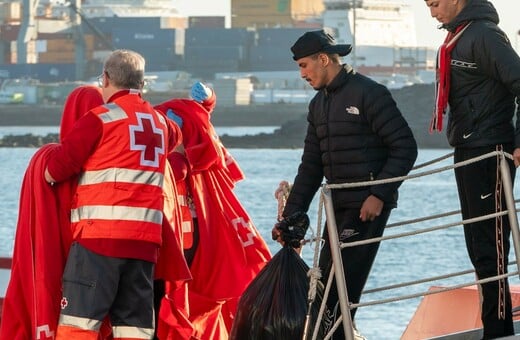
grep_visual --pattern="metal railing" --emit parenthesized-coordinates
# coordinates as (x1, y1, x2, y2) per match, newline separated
(304, 150, 520, 340)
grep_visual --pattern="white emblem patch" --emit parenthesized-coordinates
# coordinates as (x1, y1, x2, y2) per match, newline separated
(346, 106, 360, 115)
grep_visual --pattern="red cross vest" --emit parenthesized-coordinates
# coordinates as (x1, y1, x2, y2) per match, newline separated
(71, 93, 169, 245)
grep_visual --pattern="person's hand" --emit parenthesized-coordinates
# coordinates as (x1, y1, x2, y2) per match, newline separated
(513, 148, 520, 168)
(359, 195, 383, 222)
(272, 211, 309, 248)
(166, 109, 183, 128)
(191, 82, 213, 103)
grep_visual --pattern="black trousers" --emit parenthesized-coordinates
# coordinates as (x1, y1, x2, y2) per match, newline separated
(319, 207, 391, 339)
(59, 242, 155, 335)
(454, 144, 515, 339)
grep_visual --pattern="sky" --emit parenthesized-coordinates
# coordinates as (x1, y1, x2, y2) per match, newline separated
(172, 0, 520, 50)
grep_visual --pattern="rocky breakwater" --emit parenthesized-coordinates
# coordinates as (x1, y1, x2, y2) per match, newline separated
(220, 84, 450, 149)
(0, 84, 449, 149)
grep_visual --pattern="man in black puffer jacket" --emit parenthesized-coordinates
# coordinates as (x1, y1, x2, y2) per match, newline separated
(272, 29, 418, 339)
(425, 0, 520, 338)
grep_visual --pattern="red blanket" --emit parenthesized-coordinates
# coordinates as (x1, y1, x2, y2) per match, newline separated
(155, 99, 272, 339)
(0, 86, 191, 339)
(156, 161, 193, 285)
(0, 86, 106, 339)
(0, 145, 79, 339)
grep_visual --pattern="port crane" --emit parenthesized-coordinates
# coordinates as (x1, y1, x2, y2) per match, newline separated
(18, 0, 113, 80)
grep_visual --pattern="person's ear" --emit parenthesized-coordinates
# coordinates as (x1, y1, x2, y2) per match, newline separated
(320, 53, 329, 66)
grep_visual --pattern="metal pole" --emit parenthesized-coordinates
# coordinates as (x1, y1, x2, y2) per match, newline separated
(72, 0, 86, 80)
(498, 153, 520, 278)
(322, 187, 355, 339)
(352, 0, 357, 69)
(18, 0, 39, 64)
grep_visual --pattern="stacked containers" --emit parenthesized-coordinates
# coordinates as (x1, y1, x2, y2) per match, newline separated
(184, 28, 254, 79)
(250, 28, 309, 71)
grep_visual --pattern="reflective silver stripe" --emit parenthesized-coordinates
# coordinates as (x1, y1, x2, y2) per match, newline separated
(156, 110, 166, 125)
(182, 221, 192, 233)
(112, 325, 154, 339)
(225, 158, 233, 166)
(78, 168, 164, 187)
(98, 103, 128, 123)
(177, 195, 187, 206)
(58, 314, 103, 331)
(71, 205, 163, 224)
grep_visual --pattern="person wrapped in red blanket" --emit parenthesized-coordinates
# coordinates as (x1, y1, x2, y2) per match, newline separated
(154, 82, 272, 339)
(0, 86, 112, 340)
(0, 85, 191, 340)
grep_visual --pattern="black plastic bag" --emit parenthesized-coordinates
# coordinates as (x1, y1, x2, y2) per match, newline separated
(230, 246, 327, 340)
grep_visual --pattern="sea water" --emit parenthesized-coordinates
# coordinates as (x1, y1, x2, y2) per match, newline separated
(1, 127, 520, 339)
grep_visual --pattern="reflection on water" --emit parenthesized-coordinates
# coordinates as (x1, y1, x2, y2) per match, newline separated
(2, 147, 520, 339)
(215, 126, 278, 136)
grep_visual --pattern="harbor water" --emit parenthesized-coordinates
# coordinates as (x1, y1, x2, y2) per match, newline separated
(1, 127, 520, 339)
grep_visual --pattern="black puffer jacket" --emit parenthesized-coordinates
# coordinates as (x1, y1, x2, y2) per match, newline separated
(283, 65, 418, 214)
(443, 0, 520, 148)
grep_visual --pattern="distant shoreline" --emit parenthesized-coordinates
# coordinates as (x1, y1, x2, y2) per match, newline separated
(0, 85, 451, 149)
(0, 102, 307, 127)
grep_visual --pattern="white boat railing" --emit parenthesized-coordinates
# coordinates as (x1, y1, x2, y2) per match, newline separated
(304, 150, 520, 340)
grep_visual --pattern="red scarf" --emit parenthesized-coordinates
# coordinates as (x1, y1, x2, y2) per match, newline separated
(430, 22, 472, 133)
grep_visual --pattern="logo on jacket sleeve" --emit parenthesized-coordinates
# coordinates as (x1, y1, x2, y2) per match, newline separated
(60, 297, 69, 309)
(346, 106, 360, 115)
(130, 112, 165, 167)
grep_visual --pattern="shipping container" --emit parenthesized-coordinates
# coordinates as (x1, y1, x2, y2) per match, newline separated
(188, 16, 225, 28)
(183, 59, 242, 78)
(161, 17, 188, 29)
(231, 0, 323, 28)
(82, 17, 164, 35)
(185, 45, 245, 63)
(10, 41, 37, 54)
(92, 33, 113, 51)
(0, 41, 8, 64)
(36, 18, 70, 34)
(185, 28, 254, 47)
(39, 39, 76, 53)
(248, 45, 294, 71)
(38, 51, 76, 64)
(256, 28, 309, 46)
(0, 63, 77, 82)
(173, 29, 185, 55)
(0, 2, 21, 23)
(112, 27, 176, 48)
(0, 24, 19, 41)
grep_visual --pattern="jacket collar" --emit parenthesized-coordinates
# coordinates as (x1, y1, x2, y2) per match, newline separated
(325, 64, 354, 93)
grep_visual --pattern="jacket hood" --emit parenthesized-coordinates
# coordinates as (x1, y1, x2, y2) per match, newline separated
(444, 0, 498, 32)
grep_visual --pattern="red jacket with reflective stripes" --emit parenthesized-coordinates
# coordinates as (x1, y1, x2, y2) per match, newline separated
(73, 92, 170, 245)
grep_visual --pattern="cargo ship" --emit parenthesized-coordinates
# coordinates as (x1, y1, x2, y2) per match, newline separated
(0, 0, 435, 105)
